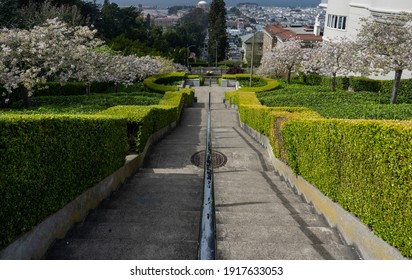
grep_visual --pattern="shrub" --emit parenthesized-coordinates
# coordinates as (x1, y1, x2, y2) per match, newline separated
(350, 76, 381, 92)
(143, 72, 186, 93)
(99, 90, 194, 153)
(380, 79, 412, 102)
(300, 73, 322, 85)
(282, 118, 412, 257)
(257, 83, 412, 120)
(0, 114, 128, 250)
(321, 76, 350, 91)
(226, 66, 245, 74)
(7, 92, 162, 114)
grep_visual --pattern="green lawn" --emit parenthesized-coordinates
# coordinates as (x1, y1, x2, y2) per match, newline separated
(257, 83, 412, 120)
(2, 91, 163, 115)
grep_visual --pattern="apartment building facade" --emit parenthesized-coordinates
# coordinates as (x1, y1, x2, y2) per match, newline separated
(320, 0, 412, 40)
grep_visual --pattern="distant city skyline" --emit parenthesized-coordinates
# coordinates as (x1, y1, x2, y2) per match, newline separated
(93, 0, 321, 8)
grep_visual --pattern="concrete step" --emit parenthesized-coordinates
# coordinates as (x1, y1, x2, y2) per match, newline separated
(86, 209, 200, 225)
(216, 224, 345, 245)
(47, 239, 198, 260)
(215, 188, 306, 205)
(217, 241, 360, 260)
(63, 222, 199, 242)
(99, 194, 201, 211)
(216, 211, 329, 227)
(216, 201, 315, 214)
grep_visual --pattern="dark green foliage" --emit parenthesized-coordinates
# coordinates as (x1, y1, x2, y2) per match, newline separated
(299, 73, 322, 85)
(226, 66, 245, 74)
(208, 0, 228, 64)
(282, 119, 412, 257)
(349, 76, 382, 92)
(321, 76, 350, 91)
(34, 82, 113, 97)
(6, 92, 162, 114)
(257, 83, 412, 120)
(0, 114, 128, 249)
(380, 79, 412, 102)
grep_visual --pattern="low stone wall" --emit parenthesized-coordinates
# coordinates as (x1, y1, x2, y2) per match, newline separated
(239, 121, 406, 260)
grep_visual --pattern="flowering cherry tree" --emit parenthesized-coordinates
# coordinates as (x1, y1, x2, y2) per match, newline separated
(256, 38, 304, 83)
(0, 18, 176, 105)
(256, 49, 286, 79)
(356, 13, 412, 104)
(301, 37, 355, 91)
(275, 38, 304, 84)
(0, 18, 102, 104)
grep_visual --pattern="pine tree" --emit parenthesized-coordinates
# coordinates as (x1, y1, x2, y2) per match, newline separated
(208, 0, 228, 66)
(0, 0, 18, 27)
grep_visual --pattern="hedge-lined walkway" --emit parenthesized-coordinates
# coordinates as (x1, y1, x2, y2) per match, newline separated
(46, 85, 360, 260)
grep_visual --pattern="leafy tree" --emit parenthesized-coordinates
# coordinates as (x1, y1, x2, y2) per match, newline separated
(208, 0, 228, 65)
(356, 13, 412, 104)
(17, 0, 85, 28)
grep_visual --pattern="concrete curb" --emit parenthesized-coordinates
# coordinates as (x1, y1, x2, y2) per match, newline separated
(239, 121, 407, 260)
(0, 121, 177, 260)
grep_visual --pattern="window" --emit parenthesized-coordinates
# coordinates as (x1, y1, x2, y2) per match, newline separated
(327, 14, 347, 30)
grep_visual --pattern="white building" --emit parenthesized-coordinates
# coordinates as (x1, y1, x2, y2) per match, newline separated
(319, 0, 412, 79)
(320, 0, 412, 40)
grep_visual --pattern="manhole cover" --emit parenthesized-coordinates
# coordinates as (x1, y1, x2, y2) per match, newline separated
(190, 150, 227, 168)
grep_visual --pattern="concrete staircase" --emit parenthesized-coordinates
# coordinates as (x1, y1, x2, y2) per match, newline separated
(46, 85, 361, 260)
(46, 105, 205, 260)
(215, 171, 360, 259)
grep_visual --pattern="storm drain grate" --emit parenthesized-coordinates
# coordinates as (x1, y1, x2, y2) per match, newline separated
(190, 150, 227, 168)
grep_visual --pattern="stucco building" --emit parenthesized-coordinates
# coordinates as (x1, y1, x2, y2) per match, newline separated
(319, 0, 412, 40)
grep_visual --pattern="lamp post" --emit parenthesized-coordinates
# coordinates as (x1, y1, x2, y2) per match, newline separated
(249, 32, 256, 87)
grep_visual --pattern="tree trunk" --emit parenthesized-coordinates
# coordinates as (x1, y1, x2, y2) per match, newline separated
(331, 73, 337, 92)
(287, 68, 292, 84)
(391, 69, 403, 104)
(22, 87, 31, 108)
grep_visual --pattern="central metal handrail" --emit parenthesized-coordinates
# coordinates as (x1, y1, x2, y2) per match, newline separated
(197, 91, 216, 260)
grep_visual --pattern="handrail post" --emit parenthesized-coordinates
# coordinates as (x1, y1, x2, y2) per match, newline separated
(197, 91, 216, 260)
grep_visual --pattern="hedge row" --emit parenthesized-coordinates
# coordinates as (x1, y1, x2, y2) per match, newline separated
(0, 85, 194, 250)
(99, 89, 194, 153)
(299, 74, 412, 102)
(282, 119, 412, 258)
(222, 74, 280, 93)
(228, 79, 412, 258)
(0, 115, 128, 250)
(143, 72, 186, 93)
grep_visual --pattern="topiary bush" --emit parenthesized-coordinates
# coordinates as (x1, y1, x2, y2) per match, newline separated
(143, 72, 186, 93)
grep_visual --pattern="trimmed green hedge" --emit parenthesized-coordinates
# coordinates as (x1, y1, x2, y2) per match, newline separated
(380, 79, 412, 102)
(349, 77, 382, 92)
(100, 89, 194, 153)
(321, 76, 350, 91)
(282, 119, 412, 257)
(0, 114, 128, 250)
(222, 74, 280, 93)
(143, 72, 186, 93)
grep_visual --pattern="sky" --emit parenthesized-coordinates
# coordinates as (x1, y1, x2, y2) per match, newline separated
(94, 0, 321, 8)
